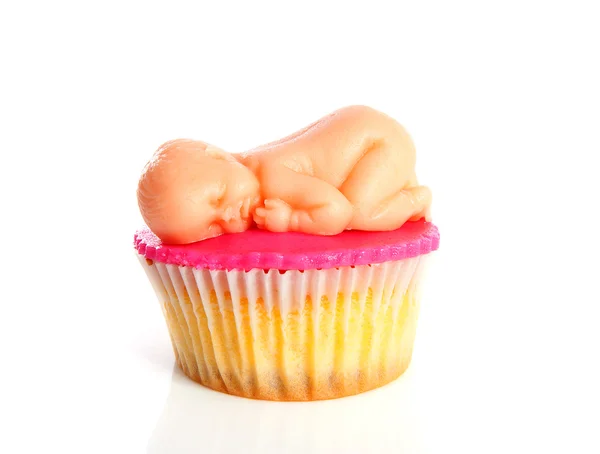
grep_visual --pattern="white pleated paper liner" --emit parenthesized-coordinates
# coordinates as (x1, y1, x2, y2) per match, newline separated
(138, 254, 429, 401)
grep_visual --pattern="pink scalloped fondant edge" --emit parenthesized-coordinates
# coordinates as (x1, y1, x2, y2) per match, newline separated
(134, 221, 440, 271)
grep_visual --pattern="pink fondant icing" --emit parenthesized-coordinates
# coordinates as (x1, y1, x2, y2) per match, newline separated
(134, 220, 439, 271)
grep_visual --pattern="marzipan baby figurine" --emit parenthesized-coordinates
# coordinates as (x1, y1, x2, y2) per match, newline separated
(138, 105, 431, 244)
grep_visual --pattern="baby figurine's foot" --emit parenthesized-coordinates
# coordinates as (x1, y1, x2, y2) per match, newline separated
(409, 202, 432, 222)
(253, 199, 293, 232)
(408, 187, 432, 222)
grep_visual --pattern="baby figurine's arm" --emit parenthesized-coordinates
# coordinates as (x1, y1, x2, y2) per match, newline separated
(254, 164, 353, 235)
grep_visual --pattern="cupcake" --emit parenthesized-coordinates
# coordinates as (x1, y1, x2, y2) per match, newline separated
(135, 105, 439, 401)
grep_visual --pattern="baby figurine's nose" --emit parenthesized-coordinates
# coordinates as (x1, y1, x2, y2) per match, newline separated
(221, 206, 235, 222)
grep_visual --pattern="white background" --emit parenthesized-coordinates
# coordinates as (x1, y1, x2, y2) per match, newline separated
(1, 1, 599, 453)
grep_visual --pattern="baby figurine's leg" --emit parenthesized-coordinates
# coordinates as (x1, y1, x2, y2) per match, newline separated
(341, 145, 431, 231)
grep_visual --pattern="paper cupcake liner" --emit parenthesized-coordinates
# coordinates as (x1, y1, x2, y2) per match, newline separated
(138, 255, 429, 401)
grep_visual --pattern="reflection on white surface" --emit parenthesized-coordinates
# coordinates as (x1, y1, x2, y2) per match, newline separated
(148, 364, 426, 454)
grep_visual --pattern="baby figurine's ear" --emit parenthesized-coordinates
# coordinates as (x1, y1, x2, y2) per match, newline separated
(203, 143, 235, 162)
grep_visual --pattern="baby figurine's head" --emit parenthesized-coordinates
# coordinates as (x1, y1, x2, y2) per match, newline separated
(137, 139, 261, 244)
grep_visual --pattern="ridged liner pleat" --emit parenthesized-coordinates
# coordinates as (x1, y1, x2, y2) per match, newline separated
(138, 255, 429, 401)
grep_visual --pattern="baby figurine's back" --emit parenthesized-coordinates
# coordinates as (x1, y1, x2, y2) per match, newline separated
(138, 106, 431, 244)
(247, 105, 416, 187)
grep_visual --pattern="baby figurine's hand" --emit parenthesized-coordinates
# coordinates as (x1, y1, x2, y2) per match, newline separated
(253, 199, 293, 232)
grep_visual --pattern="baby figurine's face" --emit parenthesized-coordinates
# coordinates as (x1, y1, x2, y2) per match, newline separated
(138, 139, 260, 244)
